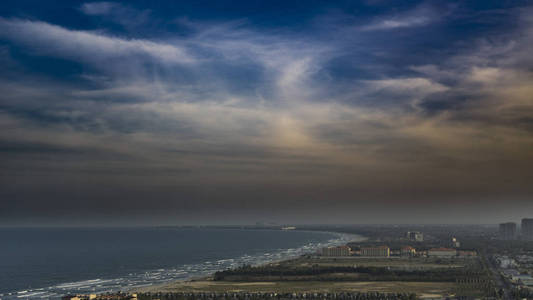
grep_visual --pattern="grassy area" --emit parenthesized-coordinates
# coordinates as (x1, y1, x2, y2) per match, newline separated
(136, 256, 489, 299)
(283, 256, 468, 270)
(138, 280, 457, 298)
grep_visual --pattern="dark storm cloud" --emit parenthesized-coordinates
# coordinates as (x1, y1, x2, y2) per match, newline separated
(1, 0, 533, 225)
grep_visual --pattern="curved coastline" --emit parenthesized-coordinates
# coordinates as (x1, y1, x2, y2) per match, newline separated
(132, 229, 366, 294)
(3, 228, 366, 299)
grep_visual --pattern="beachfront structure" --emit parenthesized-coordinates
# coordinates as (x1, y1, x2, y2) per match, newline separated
(428, 248, 457, 258)
(62, 295, 97, 300)
(320, 245, 351, 256)
(62, 297, 82, 300)
(360, 246, 390, 257)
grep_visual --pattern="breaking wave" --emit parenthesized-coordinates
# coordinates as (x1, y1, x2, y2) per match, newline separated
(2, 231, 359, 300)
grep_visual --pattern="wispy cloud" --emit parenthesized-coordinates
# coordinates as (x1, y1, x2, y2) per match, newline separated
(0, 18, 193, 65)
(80, 2, 118, 15)
(2, 3, 533, 223)
(360, 3, 452, 31)
(79, 2, 152, 29)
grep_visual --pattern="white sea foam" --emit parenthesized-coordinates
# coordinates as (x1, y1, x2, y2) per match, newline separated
(5, 231, 361, 300)
(16, 291, 47, 298)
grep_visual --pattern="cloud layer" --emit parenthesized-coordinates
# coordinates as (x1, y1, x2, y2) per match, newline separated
(1, 1, 533, 225)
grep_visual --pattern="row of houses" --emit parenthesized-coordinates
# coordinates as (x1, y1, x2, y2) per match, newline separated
(319, 245, 476, 258)
(319, 245, 395, 257)
(495, 254, 533, 289)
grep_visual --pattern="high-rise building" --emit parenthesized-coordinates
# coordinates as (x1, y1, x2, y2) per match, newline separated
(522, 218, 533, 240)
(499, 222, 517, 240)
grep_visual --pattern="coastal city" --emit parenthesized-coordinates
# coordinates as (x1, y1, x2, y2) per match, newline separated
(57, 220, 533, 300)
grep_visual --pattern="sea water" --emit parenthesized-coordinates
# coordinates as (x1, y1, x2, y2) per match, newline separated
(0, 227, 360, 299)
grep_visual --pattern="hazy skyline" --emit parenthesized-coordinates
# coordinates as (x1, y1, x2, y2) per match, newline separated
(1, 0, 533, 226)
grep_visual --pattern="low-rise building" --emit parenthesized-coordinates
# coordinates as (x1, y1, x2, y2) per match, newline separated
(320, 245, 351, 256)
(495, 255, 517, 268)
(502, 269, 520, 279)
(428, 248, 457, 258)
(406, 231, 424, 242)
(62, 295, 97, 300)
(512, 275, 533, 287)
(457, 250, 477, 257)
(400, 246, 416, 257)
(360, 246, 390, 257)
(451, 237, 461, 248)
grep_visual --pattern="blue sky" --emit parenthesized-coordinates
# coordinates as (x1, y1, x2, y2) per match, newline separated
(1, 1, 533, 225)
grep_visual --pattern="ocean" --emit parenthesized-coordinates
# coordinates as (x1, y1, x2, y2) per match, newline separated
(0, 227, 359, 299)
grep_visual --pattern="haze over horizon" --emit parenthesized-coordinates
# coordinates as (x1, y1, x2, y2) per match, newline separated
(1, 0, 533, 226)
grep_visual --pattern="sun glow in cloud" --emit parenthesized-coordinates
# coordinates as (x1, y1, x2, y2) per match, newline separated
(1, 1, 533, 224)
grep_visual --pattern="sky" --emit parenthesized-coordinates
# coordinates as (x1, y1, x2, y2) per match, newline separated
(1, 0, 533, 226)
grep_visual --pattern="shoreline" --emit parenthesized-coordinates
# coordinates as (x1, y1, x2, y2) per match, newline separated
(130, 229, 366, 294)
(2, 228, 364, 299)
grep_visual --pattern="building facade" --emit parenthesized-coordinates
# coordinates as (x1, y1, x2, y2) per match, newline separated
(406, 231, 423, 242)
(428, 248, 457, 258)
(400, 246, 416, 257)
(451, 237, 461, 248)
(522, 218, 533, 240)
(457, 250, 477, 257)
(320, 245, 351, 256)
(499, 222, 517, 240)
(360, 246, 390, 257)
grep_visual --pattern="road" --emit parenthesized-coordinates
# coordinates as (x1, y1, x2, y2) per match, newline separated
(485, 254, 512, 300)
